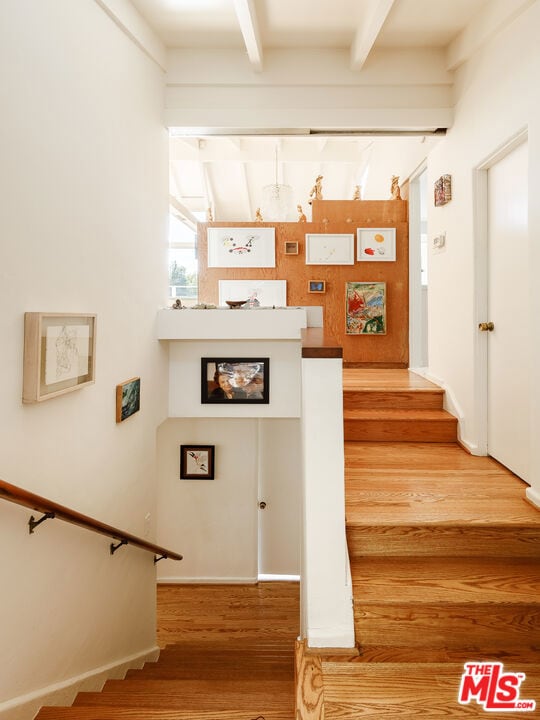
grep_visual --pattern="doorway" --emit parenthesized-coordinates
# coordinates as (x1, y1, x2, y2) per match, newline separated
(476, 131, 530, 481)
(409, 164, 429, 369)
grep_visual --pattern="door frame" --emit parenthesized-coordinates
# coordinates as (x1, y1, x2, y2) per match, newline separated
(408, 159, 428, 369)
(473, 126, 528, 456)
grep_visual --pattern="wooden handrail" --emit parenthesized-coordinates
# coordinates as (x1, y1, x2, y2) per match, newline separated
(0, 478, 182, 562)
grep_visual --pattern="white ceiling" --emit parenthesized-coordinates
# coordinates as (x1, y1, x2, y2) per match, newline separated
(129, 0, 492, 221)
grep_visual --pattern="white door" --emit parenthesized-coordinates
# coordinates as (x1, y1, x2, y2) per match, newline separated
(257, 419, 301, 578)
(486, 140, 529, 481)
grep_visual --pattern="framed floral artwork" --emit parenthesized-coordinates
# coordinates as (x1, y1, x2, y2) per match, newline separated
(346, 282, 386, 335)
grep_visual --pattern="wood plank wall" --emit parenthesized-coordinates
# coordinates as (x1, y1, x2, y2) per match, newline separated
(198, 199, 409, 366)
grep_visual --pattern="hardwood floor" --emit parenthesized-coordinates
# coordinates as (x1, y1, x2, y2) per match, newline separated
(37, 583, 300, 720)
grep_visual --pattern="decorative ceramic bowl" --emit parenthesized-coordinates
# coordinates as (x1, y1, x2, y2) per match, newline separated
(225, 299, 247, 309)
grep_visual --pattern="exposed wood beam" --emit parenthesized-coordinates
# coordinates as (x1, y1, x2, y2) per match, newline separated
(201, 163, 217, 220)
(169, 195, 198, 230)
(93, 0, 166, 71)
(350, 0, 396, 71)
(233, 0, 264, 72)
(241, 164, 255, 222)
(446, 0, 535, 71)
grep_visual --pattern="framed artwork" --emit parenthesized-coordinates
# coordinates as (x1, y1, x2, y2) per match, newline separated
(308, 280, 326, 294)
(218, 280, 287, 308)
(305, 234, 354, 265)
(201, 358, 270, 404)
(180, 445, 215, 480)
(23, 313, 96, 403)
(207, 227, 276, 268)
(284, 241, 299, 255)
(346, 282, 386, 335)
(116, 377, 141, 423)
(434, 174, 452, 206)
(357, 228, 396, 261)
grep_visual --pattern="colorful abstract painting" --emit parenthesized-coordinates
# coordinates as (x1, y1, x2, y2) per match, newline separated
(346, 282, 386, 335)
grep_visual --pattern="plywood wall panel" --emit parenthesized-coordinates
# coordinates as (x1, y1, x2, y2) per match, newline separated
(198, 201, 408, 366)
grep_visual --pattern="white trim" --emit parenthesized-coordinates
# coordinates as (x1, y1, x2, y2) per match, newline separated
(158, 576, 258, 584)
(0, 646, 159, 720)
(525, 486, 540, 511)
(258, 574, 300, 582)
(473, 127, 529, 457)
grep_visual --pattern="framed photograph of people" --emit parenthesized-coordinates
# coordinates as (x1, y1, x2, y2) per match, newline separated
(201, 358, 270, 404)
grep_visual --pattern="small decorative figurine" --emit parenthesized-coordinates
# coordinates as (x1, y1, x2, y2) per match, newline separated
(171, 298, 182, 310)
(297, 204, 307, 222)
(391, 176, 402, 200)
(255, 207, 263, 222)
(309, 175, 323, 203)
(206, 207, 213, 222)
(353, 185, 361, 200)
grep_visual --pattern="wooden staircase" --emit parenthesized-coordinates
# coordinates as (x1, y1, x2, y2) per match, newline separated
(35, 583, 299, 720)
(318, 370, 540, 717)
(343, 368, 458, 442)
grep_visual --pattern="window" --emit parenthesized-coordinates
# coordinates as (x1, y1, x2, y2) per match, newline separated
(168, 212, 199, 303)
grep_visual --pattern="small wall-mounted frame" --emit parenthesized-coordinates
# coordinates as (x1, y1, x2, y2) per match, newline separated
(116, 377, 141, 423)
(434, 174, 452, 206)
(357, 228, 396, 261)
(180, 445, 215, 480)
(305, 233, 355, 265)
(284, 241, 299, 255)
(308, 280, 326, 294)
(23, 313, 96, 403)
(202, 357, 270, 404)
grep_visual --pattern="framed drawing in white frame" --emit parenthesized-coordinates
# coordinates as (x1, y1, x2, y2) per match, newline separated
(218, 280, 287, 307)
(23, 313, 96, 403)
(357, 228, 396, 261)
(305, 234, 354, 265)
(207, 227, 276, 268)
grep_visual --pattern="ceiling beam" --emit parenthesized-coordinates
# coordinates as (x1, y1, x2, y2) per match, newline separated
(233, 0, 264, 72)
(202, 163, 217, 220)
(350, 0, 396, 71)
(446, 0, 535, 71)
(169, 195, 198, 230)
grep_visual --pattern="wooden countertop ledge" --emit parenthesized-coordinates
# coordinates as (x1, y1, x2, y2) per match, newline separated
(301, 327, 343, 359)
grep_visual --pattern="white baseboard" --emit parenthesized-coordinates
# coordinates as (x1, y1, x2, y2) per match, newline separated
(0, 646, 159, 720)
(409, 367, 483, 456)
(526, 486, 540, 510)
(157, 576, 258, 584)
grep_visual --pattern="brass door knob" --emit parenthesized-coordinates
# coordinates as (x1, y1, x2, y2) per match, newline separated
(258, 501, 267, 510)
(478, 322, 495, 332)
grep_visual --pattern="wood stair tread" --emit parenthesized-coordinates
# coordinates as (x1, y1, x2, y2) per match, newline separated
(322, 662, 540, 718)
(344, 408, 456, 420)
(38, 710, 292, 719)
(350, 557, 540, 603)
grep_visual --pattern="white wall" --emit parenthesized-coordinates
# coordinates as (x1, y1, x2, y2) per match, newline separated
(156, 417, 302, 582)
(0, 0, 169, 715)
(167, 340, 302, 418)
(426, 3, 540, 504)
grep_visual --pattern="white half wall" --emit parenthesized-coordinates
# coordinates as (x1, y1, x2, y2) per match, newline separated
(0, 0, 169, 714)
(426, 3, 540, 501)
(301, 358, 355, 648)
